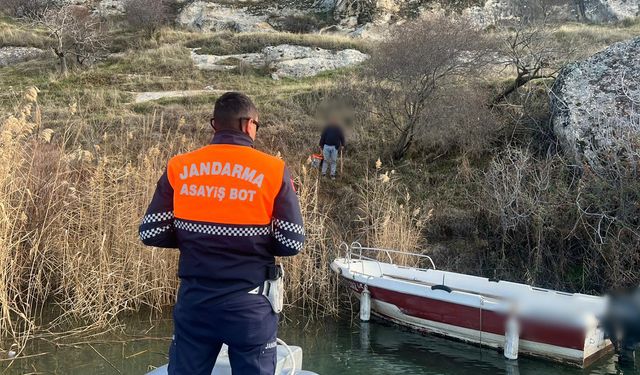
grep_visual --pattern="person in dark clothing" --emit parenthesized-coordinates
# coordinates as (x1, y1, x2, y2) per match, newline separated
(139, 92, 305, 375)
(319, 122, 345, 179)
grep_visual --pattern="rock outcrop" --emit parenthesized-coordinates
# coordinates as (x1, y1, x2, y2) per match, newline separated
(0, 47, 49, 67)
(177, 1, 275, 32)
(463, 0, 638, 26)
(550, 37, 640, 168)
(580, 0, 640, 22)
(317, 0, 638, 31)
(264, 44, 369, 78)
(191, 44, 369, 79)
(95, 0, 125, 16)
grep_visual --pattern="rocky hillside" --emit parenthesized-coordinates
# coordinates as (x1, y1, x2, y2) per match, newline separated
(43, 0, 640, 38)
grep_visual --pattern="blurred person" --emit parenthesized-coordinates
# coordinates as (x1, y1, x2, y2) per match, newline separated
(319, 119, 346, 180)
(139, 92, 305, 375)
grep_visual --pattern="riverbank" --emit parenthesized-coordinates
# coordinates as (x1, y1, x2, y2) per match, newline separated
(2, 8, 640, 365)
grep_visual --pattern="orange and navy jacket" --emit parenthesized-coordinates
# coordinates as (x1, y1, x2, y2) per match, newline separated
(139, 130, 304, 300)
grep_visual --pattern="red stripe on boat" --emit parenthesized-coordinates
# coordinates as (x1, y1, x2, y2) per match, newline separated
(363, 284, 585, 351)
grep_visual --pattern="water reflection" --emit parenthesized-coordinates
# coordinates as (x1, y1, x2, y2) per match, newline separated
(1, 314, 638, 375)
(280, 317, 638, 375)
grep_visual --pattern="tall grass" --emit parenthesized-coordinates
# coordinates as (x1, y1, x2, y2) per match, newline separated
(1, 87, 422, 354)
(354, 162, 429, 267)
(0, 89, 183, 353)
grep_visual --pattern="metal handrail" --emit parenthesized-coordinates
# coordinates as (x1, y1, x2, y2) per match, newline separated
(342, 241, 437, 271)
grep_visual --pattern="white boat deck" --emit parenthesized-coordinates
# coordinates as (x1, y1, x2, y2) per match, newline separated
(146, 345, 317, 375)
(333, 257, 607, 328)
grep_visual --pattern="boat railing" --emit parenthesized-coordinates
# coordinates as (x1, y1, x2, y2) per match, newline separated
(340, 242, 436, 274)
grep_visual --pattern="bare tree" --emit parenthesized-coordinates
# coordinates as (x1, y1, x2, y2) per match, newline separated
(367, 15, 493, 160)
(124, 0, 173, 36)
(491, 21, 570, 105)
(29, 5, 107, 76)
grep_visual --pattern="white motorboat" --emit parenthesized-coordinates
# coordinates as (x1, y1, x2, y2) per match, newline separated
(331, 242, 616, 367)
(147, 341, 318, 375)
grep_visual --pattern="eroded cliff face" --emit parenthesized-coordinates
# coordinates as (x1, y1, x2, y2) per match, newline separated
(550, 37, 640, 169)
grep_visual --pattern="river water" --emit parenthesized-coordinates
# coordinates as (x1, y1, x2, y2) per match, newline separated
(3, 313, 638, 375)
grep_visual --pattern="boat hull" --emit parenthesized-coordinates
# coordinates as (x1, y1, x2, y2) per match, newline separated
(333, 260, 613, 368)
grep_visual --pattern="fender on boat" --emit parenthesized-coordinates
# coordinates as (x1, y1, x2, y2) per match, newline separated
(360, 286, 371, 321)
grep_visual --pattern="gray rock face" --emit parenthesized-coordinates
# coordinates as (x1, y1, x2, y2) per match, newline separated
(95, 0, 125, 16)
(462, 0, 638, 26)
(550, 37, 640, 168)
(264, 44, 370, 78)
(0, 47, 49, 67)
(318, 0, 638, 30)
(177, 1, 275, 32)
(581, 0, 640, 22)
(191, 44, 369, 78)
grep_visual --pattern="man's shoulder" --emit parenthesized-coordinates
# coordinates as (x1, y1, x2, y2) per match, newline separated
(167, 145, 285, 170)
(249, 147, 286, 169)
(167, 145, 211, 166)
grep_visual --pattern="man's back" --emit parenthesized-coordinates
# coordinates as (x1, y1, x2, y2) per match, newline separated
(319, 124, 345, 149)
(140, 131, 304, 301)
(139, 92, 304, 375)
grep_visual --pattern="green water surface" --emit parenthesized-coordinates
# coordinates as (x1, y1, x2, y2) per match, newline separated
(2, 313, 638, 375)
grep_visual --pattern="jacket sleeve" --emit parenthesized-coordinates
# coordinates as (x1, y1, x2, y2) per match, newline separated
(270, 167, 305, 256)
(339, 128, 346, 148)
(139, 170, 178, 248)
(319, 128, 326, 148)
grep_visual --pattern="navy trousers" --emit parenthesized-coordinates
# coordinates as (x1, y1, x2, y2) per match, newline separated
(168, 281, 278, 375)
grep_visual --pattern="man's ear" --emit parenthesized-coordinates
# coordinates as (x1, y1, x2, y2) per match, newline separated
(240, 121, 250, 135)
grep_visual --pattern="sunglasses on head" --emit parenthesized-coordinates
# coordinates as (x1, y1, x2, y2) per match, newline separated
(210, 118, 260, 132)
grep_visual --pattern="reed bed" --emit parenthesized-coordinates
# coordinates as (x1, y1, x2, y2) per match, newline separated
(0, 89, 184, 353)
(0, 88, 423, 355)
(354, 162, 429, 268)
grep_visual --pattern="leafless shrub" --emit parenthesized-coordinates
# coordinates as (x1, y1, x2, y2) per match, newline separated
(124, 0, 173, 36)
(29, 5, 108, 76)
(472, 113, 640, 291)
(473, 147, 577, 286)
(366, 15, 493, 159)
(492, 21, 572, 105)
(277, 15, 323, 34)
(414, 84, 500, 156)
(0, 0, 48, 17)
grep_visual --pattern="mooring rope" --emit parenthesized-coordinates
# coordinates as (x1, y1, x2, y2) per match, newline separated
(277, 338, 296, 375)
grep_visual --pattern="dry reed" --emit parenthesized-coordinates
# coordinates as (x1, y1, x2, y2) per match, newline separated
(0, 88, 422, 354)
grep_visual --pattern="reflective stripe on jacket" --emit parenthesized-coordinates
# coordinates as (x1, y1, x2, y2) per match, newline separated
(139, 130, 305, 301)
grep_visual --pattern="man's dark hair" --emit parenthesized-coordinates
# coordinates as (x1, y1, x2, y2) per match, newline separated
(213, 92, 258, 130)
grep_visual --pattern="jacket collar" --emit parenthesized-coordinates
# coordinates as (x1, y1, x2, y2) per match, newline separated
(210, 130, 254, 147)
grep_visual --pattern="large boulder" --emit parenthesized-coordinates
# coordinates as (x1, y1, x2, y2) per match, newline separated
(550, 37, 640, 168)
(177, 1, 274, 32)
(0, 47, 49, 67)
(580, 0, 640, 22)
(95, 0, 125, 16)
(190, 44, 369, 79)
(264, 44, 370, 78)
